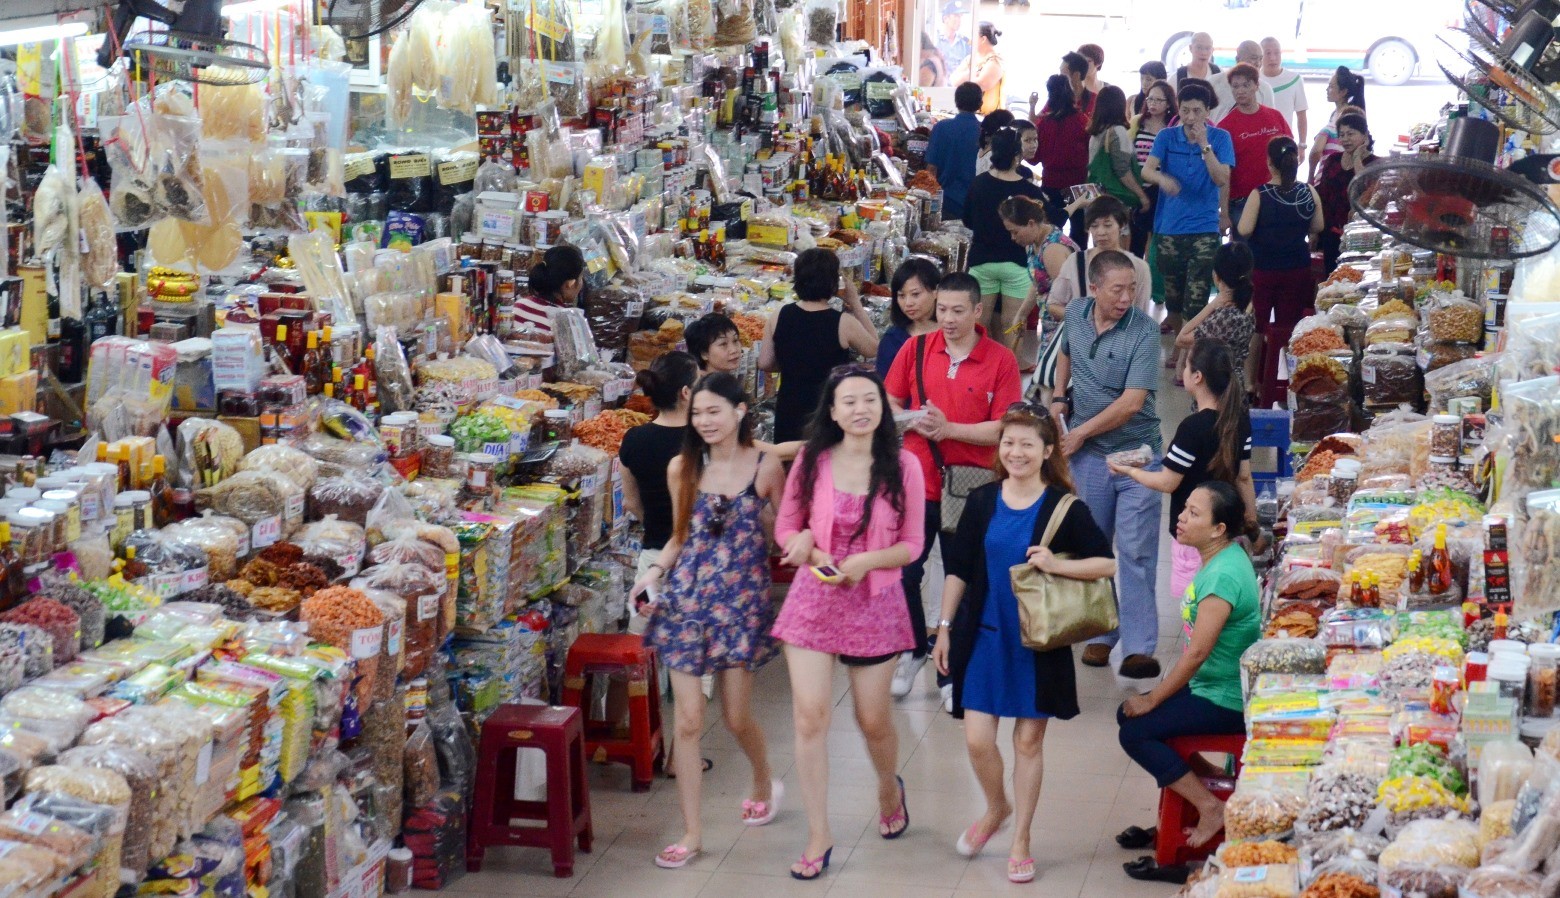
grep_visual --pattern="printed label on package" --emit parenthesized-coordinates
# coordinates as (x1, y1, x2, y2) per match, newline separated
(439, 157, 480, 185)
(866, 81, 897, 100)
(389, 154, 432, 179)
(419, 593, 440, 622)
(196, 740, 213, 786)
(13, 812, 50, 836)
(350, 626, 382, 660)
(387, 617, 403, 656)
(344, 154, 375, 180)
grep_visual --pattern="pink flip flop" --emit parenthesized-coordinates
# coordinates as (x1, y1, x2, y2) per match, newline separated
(1008, 857, 1037, 883)
(654, 844, 699, 869)
(955, 817, 1008, 858)
(742, 780, 784, 826)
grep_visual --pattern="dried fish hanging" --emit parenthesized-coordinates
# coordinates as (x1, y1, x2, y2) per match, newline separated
(34, 122, 83, 318)
(513, 0, 588, 118)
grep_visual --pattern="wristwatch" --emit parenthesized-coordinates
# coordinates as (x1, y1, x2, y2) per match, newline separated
(937, 619, 953, 629)
(1201, 144, 1214, 155)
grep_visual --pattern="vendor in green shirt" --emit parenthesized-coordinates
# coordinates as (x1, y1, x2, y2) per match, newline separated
(1116, 481, 1259, 854)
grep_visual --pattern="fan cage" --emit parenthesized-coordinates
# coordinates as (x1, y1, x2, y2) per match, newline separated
(1439, 34, 1560, 134)
(1348, 156, 1560, 260)
(323, 0, 424, 39)
(124, 31, 270, 85)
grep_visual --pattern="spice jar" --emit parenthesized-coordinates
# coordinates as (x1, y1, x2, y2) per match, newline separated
(1431, 414, 1462, 458)
(39, 490, 82, 543)
(35, 498, 78, 544)
(1329, 459, 1360, 507)
(1531, 644, 1560, 718)
(464, 453, 498, 493)
(121, 490, 154, 533)
(542, 409, 572, 444)
(1491, 656, 1530, 713)
(423, 435, 456, 478)
(7, 509, 50, 567)
(14, 505, 57, 561)
(4, 487, 40, 505)
(386, 847, 413, 893)
(111, 494, 136, 548)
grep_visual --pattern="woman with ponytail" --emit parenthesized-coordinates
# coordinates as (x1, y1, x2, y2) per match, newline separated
(1177, 242, 1257, 384)
(620, 352, 700, 587)
(1110, 338, 1257, 597)
(963, 128, 1049, 365)
(1238, 136, 1324, 404)
(1307, 66, 1366, 180)
(514, 244, 586, 337)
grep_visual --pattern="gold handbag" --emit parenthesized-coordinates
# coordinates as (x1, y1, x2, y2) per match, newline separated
(1010, 494, 1119, 652)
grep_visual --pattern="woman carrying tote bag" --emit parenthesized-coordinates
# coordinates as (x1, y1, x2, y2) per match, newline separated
(930, 403, 1115, 884)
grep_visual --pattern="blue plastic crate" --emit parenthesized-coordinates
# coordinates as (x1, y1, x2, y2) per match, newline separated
(1249, 409, 1292, 484)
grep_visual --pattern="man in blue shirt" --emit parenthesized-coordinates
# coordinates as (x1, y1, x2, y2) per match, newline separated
(935, 1, 971, 75)
(925, 82, 983, 220)
(1141, 81, 1234, 334)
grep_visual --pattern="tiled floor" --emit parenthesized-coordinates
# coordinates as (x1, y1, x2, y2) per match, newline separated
(457, 342, 1204, 897)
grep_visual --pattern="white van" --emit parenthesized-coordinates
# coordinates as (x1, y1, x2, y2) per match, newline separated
(1132, 0, 1462, 86)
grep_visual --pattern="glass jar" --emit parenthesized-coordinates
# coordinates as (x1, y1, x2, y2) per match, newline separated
(111, 494, 136, 548)
(5, 487, 40, 504)
(35, 498, 78, 544)
(464, 453, 498, 493)
(423, 435, 456, 478)
(1431, 414, 1462, 458)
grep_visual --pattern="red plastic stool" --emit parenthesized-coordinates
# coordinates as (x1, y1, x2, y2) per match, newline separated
(467, 704, 592, 877)
(1155, 734, 1246, 867)
(559, 633, 664, 792)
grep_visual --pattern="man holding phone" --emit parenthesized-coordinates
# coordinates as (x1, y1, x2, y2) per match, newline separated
(1051, 250, 1164, 680)
(884, 272, 1022, 707)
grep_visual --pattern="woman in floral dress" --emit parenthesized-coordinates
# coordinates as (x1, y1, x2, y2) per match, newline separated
(773, 365, 925, 879)
(632, 372, 787, 869)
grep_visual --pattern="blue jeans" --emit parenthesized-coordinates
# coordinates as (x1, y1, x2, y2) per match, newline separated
(1070, 449, 1163, 658)
(1117, 686, 1245, 787)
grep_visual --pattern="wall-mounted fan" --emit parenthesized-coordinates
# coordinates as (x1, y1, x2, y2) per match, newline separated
(100, 0, 270, 85)
(323, 0, 426, 40)
(1349, 116, 1560, 260)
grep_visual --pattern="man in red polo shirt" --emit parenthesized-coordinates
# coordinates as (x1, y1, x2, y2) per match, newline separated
(884, 272, 1022, 708)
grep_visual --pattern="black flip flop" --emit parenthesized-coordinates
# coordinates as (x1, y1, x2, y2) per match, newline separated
(666, 757, 715, 779)
(1115, 826, 1157, 849)
(1123, 857, 1190, 884)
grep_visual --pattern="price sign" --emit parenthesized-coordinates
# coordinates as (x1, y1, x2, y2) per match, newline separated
(285, 494, 306, 521)
(350, 626, 382, 660)
(419, 593, 440, 621)
(252, 516, 282, 549)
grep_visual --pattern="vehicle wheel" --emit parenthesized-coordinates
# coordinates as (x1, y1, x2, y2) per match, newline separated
(1162, 33, 1193, 72)
(1368, 39, 1416, 86)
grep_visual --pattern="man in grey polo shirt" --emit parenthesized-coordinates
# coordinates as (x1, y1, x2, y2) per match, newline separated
(1051, 250, 1165, 680)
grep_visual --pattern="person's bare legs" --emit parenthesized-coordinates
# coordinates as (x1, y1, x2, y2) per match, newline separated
(1009, 718, 1048, 862)
(1168, 770, 1225, 847)
(963, 710, 1013, 840)
(847, 658, 903, 832)
(785, 645, 835, 867)
(716, 668, 773, 813)
(667, 670, 708, 853)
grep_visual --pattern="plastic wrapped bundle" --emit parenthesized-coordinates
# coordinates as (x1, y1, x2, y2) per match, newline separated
(0, 623, 51, 678)
(295, 516, 366, 578)
(239, 443, 320, 493)
(300, 586, 385, 703)
(0, 600, 79, 664)
(353, 562, 443, 679)
(308, 475, 385, 526)
(57, 742, 158, 879)
(35, 578, 106, 651)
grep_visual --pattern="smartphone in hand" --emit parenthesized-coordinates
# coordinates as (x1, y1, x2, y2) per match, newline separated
(811, 565, 843, 584)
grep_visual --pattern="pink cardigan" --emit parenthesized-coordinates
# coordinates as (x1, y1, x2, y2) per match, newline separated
(776, 447, 927, 595)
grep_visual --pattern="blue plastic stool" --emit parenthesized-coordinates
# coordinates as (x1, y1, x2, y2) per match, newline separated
(1250, 409, 1292, 489)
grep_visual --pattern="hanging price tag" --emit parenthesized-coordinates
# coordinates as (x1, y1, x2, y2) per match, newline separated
(350, 626, 383, 660)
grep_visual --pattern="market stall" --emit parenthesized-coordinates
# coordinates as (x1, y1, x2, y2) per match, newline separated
(0, 0, 954, 893)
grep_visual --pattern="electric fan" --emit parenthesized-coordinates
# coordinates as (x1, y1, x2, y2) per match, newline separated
(100, 0, 270, 85)
(322, 0, 426, 40)
(1348, 115, 1560, 260)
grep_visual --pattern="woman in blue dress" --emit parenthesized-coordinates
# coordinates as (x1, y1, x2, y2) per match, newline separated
(631, 373, 788, 870)
(932, 404, 1115, 884)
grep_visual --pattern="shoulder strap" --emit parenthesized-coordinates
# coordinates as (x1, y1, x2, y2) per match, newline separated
(1038, 493, 1076, 550)
(1075, 249, 1088, 289)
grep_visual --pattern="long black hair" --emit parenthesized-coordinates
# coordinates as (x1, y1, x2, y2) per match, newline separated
(1043, 74, 1074, 121)
(1188, 338, 1248, 486)
(1088, 85, 1130, 136)
(1267, 135, 1301, 189)
(980, 110, 1015, 150)
(889, 258, 942, 329)
(635, 351, 699, 411)
(791, 368, 905, 540)
(1334, 65, 1366, 110)
(672, 372, 753, 542)
(988, 128, 1022, 172)
(1213, 242, 1254, 312)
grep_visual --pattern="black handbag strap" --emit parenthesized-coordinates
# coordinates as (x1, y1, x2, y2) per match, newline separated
(1074, 248, 1087, 293)
(913, 334, 945, 471)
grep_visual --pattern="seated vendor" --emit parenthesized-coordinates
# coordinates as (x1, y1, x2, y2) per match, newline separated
(1117, 481, 1260, 850)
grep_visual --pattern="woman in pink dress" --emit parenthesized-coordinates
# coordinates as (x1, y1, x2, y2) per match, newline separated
(774, 365, 925, 880)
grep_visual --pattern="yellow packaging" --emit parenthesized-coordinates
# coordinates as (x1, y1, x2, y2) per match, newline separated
(436, 292, 468, 344)
(0, 369, 37, 414)
(582, 159, 617, 196)
(17, 267, 47, 348)
(0, 328, 30, 377)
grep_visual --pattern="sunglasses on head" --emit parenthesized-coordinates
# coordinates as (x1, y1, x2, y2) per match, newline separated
(1007, 399, 1050, 418)
(829, 362, 877, 380)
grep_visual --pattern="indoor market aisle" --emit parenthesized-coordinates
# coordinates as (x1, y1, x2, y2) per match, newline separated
(455, 346, 1201, 898)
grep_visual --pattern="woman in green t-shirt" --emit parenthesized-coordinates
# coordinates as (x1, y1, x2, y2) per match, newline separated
(1116, 481, 1260, 853)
